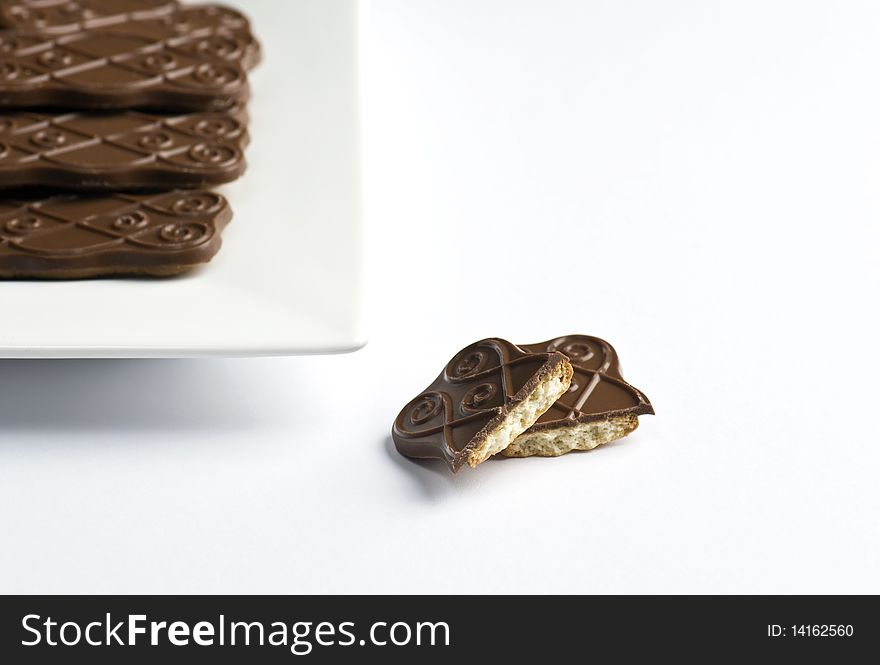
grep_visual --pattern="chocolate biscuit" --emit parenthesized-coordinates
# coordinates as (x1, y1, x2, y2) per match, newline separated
(393, 338, 573, 472)
(502, 335, 654, 458)
(0, 190, 231, 278)
(0, 0, 180, 33)
(111, 4, 261, 71)
(0, 109, 248, 189)
(0, 3, 260, 70)
(0, 28, 249, 110)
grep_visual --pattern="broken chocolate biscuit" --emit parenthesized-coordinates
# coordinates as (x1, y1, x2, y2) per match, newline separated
(393, 338, 573, 472)
(502, 335, 654, 458)
(0, 190, 231, 278)
(0, 28, 249, 111)
(0, 109, 248, 190)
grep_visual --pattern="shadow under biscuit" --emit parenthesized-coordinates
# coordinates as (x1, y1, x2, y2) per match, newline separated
(383, 435, 467, 500)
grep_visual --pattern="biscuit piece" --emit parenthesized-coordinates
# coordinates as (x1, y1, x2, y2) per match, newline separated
(0, 190, 231, 279)
(393, 338, 573, 472)
(502, 335, 653, 458)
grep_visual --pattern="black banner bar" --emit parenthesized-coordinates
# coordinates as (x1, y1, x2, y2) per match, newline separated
(0, 596, 875, 663)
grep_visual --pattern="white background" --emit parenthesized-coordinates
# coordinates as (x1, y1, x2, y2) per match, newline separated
(1, 0, 878, 593)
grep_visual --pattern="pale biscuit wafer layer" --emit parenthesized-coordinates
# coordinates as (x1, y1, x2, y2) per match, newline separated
(501, 413, 639, 458)
(466, 357, 572, 467)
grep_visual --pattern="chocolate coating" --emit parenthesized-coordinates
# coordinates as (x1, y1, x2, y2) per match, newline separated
(0, 109, 248, 190)
(520, 335, 653, 432)
(0, 28, 249, 110)
(111, 5, 261, 71)
(0, 3, 260, 69)
(0, 190, 231, 278)
(0, 0, 180, 33)
(392, 338, 570, 472)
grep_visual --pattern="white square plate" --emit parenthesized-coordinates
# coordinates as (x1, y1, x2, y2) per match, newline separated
(0, 0, 364, 358)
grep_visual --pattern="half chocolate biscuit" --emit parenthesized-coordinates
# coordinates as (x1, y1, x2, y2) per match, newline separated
(501, 335, 653, 458)
(0, 190, 231, 278)
(393, 338, 573, 472)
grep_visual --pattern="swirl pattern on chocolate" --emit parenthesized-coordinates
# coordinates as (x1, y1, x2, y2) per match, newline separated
(158, 222, 208, 245)
(171, 192, 223, 215)
(0, 0, 178, 34)
(4, 214, 39, 234)
(393, 338, 570, 471)
(0, 190, 232, 277)
(0, 2, 261, 71)
(112, 210, 149, 231)
(0, 110, 248, 190)
(0, 0, 174, 32)
(0, 28, 249, 111)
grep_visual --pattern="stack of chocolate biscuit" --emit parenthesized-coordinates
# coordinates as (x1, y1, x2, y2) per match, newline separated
(0, 0, 260, 278)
